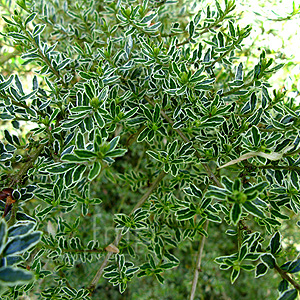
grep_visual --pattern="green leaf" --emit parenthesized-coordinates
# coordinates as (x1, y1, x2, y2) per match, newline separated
(230, 203, 242, 225)
(255, 263, 268, 278)
(57, 58, 71, 71)
(3, 231, 42, 256)
(62, 118, 83, 129)
(62, 287, 76, 297)
(76, 133, 85, 149)
(235, 63, 243, 81)
(8, 221, 35, 237)
(36, 206, 53, 219)
(0, 152, 13, 162)
(153, 103, 160, 123)
(270, 231, 281, 255)
(7, 33, 30, 42)
(103, 76, 119, 85)
(105, 149, 127, 158)
(94, 111, 105, 128)
(99, 86, 109, 102)
(205, 187, 227, 200)
(108, 136, 120, 152)
(141, 12, 157, 24)
(190, 184, 202, 198)
(155, 273, 164, 284)
(244, 182, 268, 195)
(251, 126, 260, 147)
(25, 12, 37, 25)
(73, 165, 87, 182)
(137, 127, 151, 142)
(278, 280, 289, 293)
(240, 264, 255, 271)
(88, 162, 101, 181)
(84, 82, 94, 99)
(242, 201, 265, 218)
(176, 208, 196, 220)
(238, 244, 248, 261)
(61, 154, 87, 162)
(146, 150, 161, 161)
(0, 267, 33, 286)
(74, 149, 97, 158)
(172, 62, 181, 77)
(33, 24, 46, 36)
(230, 268, 240, 283)
(233, 179, 241, 191)
(188, 20, 195, 38)
(286, 259, 300, 274)
(6, 256, 23, 266)
(0, 75, 14, 91)
(278, 289, 298, 300)
(222, 177, 233, 192)
(140, 105, 152, 121)
(160, 262, 177, 270)
(70, 106, 92, 114)
(260, 253, 276, 269)
(46, 163, 76, 174)
(0, 219, 7, 254)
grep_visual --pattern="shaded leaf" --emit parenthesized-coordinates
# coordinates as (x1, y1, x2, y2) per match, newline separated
(3, 232, 42, 256)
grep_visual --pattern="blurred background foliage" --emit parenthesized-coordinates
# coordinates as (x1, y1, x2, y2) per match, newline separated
(1, 0, 300, 299)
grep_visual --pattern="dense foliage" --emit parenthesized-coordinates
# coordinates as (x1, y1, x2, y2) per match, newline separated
(0, 0, 300, 299)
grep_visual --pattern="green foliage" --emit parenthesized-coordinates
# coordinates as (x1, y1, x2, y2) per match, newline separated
(0, 219, 41, 288)
(0, 0, 300, 299)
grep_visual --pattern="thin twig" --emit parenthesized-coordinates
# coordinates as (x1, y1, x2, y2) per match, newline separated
(87, 171, 167, 293)
(145, 96, 222, 188)
(189, 221, 209, 300)
(7, 144, 44, 226)
(274, 263, 300, 291)
(221, 79, 255, 97)
(0, 91, 46, 117)
(257, 165, 300, 171)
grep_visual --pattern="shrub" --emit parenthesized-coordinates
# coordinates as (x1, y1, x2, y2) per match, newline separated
(0, 0, 300, 299)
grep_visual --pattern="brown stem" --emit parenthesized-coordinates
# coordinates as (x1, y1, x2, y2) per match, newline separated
(274, 263, 300, 291)
(145, 96, 223, 188)
(8, 144, 44, 226)
(125, 125, 146, 148)
(0, 91, 46, 117)
(283, 148, 300, 157)
(221, 79, 255, 97)
(130, 171, 166, 215)
(20, 24, 68, 88)
(175, 5, 234, 48)
(46, 245, 105, 254)
(257, 165, 300, 171)
(190, 221, 209, 300)
(87, 171, 167, 293)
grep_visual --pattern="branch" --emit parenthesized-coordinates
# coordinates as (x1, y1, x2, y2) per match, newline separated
(257, 165, 300, 171)
(130, 171, 166, 214)
(0, 91, 46, 118)
(45, 243, 105, 254)
(125, 125, 146, 148)
(274, 263, 300, 291)
(7, 144, 44, 226)
(19, 24, 69, 89)
(221, 79, 255, 97)
(145, 96, 223, 188)
(190, 221, 209, 300)
(174, 4, 235, 48)
(87, 171, 167, 293)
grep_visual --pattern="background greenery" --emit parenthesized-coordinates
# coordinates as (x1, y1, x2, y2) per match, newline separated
(0, 0, 300, 299)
